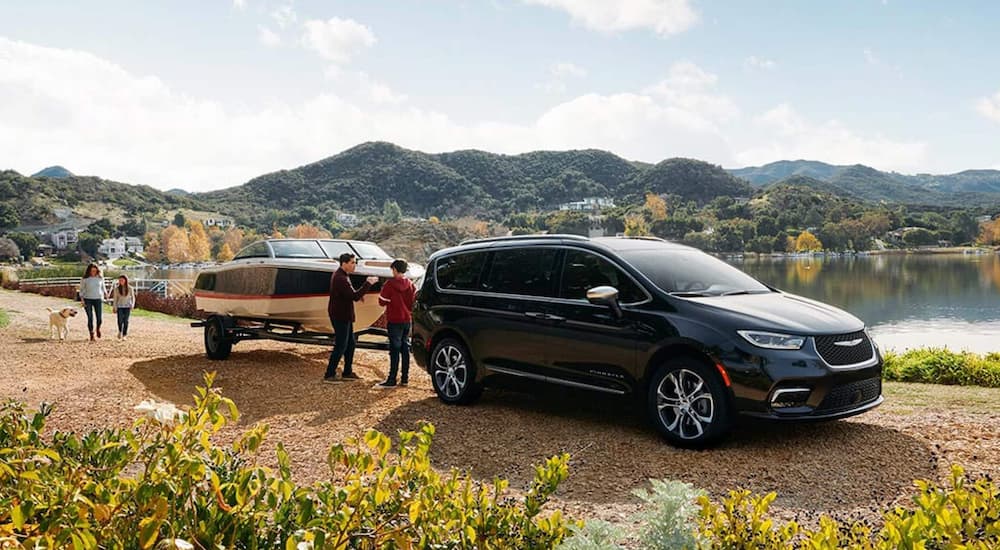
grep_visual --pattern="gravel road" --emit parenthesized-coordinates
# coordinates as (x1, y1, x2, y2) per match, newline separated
(2, 289, 998, 529)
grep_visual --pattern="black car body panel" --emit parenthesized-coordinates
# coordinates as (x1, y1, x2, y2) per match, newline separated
(411, 236, 883, 433)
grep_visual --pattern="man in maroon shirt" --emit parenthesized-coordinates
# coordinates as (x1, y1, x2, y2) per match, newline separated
(374, 259, 417, 388)
(324, 253, 377, 382)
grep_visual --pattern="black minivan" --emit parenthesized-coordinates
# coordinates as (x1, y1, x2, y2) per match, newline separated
(411, 235, 883, 447)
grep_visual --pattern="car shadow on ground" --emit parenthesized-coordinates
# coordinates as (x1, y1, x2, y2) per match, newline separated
(374, 380, 935, 512)
(127, 350, 394, 425)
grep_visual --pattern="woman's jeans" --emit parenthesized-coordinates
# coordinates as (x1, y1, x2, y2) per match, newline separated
(387, 322, 411, 384)
(83, 299, 102, 333)
(116, 307, 132, 336)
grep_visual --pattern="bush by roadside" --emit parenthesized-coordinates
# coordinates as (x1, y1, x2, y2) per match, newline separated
(883, 348, 1000, 388)
(0, 374, 574, 549)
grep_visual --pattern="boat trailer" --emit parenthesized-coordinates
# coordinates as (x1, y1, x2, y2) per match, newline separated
(191, 315, 389, 360)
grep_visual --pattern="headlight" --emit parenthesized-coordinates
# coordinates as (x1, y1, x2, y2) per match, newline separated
(737, 330, 806, 350)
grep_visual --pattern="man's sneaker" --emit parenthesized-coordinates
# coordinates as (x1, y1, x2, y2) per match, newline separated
(373, 381, 397, 389)
(399, 380, 408, 386)
(341, 372, 361, 381)
(322, 376, 341, 384)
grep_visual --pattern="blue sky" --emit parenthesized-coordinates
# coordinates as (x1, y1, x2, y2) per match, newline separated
(1, 0, 999, 191)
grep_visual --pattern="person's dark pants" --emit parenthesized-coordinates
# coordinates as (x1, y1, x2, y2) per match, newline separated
(386, 322, 411, 384)
(325, 319, 355, 378)
(83, 299, 102, 333)
(117, 307, 132, 337)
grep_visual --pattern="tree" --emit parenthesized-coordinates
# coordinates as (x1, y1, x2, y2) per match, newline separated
(383, 200, 403, 224)
(0, 237, 19, 259)
(117, 217, 146, 237)
(173, 212, 186, 227)
(980, 219, 1000, 246)
(86, 218, 113, 239)
(7, 232, 39, 257)
(144, 231, 162, 263)
(217, 243, 235, 262)
(624, 214, 648, 237)
(223, 227, 246, 256)
(644, 193, 667, 221)
(795, 230, 823, 252)
(77, 232, 102, 258)
(187, 220, 211, 262)
(428, 216, 441, 224)
(0, 203, 19, 230)
(902, 228, 936, 247)
(546, 211, 590, 236)
(287, 223, 332, 239)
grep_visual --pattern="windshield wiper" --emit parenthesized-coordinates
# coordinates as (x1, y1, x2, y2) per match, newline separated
(721, 290, 770, 296)
(669, 291, 712, 297)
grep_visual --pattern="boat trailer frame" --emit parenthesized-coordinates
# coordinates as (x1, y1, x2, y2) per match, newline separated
(191, 315, 390, 360)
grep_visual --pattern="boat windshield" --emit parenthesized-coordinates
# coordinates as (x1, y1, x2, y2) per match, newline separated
(350, 242, 393, 260)
(270, 240, 326, 259)
(319, 240, 355, 260)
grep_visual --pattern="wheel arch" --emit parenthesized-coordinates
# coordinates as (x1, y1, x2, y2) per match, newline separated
(641, 342, 733, 402)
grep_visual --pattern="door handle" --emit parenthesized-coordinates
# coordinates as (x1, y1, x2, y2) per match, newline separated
(544, 314, 566, 323)
(524, 311, 546, 319)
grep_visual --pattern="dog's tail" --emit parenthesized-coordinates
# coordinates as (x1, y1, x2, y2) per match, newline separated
(46, 307, 54, 312)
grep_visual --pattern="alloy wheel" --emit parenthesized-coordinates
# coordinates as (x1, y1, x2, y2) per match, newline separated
(656, 368, 716, 440)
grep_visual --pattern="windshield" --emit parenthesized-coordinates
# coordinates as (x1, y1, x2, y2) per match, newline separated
(350, 242, 393, 260)
(269, 240, 326, 259)
(620, 248, 771, 296)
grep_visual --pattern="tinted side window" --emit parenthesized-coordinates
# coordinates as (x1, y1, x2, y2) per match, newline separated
(483, 248, 560, 297)
(234, 242, 271, 259)
(560, 249, 646, 304)
(436, 252, 487, 291)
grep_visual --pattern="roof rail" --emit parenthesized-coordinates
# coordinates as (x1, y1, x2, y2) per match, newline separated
(611, 235, 667, 242)
(459, 234, 590, 246)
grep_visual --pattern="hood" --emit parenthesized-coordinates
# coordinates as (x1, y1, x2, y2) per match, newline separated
(684, 292, 864, 335)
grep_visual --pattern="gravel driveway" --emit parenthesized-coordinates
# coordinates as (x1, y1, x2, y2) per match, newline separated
(2, 289, 998, 528)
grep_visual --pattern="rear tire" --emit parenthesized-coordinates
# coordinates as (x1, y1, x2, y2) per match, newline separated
(204, 316, 233, 360)
(429, 338, 482, 405)
(647, 359, 731, 448)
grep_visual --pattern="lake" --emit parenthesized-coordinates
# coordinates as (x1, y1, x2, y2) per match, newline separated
(732, 253, 1000, 354)
(141, 253, 1000, 354)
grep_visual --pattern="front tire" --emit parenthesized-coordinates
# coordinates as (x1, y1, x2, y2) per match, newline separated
(430, 338, 482, 405)
(204, 316, 233, 360)
(648, 359, 731, 448)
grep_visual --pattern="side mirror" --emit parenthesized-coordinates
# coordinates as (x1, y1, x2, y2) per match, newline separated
(587, 286, 622, 318)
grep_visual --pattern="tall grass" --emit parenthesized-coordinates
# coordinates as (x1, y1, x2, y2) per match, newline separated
(883, 348, 1000, 388)
(0, 308, 9, 328)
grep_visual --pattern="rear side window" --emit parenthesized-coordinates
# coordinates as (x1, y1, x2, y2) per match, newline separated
(436, 252, 487, 291)
(483, 248, 560, 297)
(560, 249, 647, 304)
(234, 241, 271, 259)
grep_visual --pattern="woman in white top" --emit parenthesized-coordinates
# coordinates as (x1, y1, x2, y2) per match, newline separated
(111, 275, 136, 340)
(78, 263, 105, 341)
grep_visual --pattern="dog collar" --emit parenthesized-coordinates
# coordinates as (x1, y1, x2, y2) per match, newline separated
(60, 310, 70, 318)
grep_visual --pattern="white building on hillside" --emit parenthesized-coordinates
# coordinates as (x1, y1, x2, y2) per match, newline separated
(558, 197, 615, 212)
(204, 217, 233, 228)
(98, 237, 144, 259)
(50, 229, 79, 249)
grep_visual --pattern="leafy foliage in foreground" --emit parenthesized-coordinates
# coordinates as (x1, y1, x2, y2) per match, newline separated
(0, 374, 573, 549)
(557, 467, 1000, 549)
(883, 347, 1000, 387)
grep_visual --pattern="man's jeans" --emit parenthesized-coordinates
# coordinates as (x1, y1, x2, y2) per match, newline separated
(387, 322, 411, 384)
(83, 299, 102, 333)
(325, 320, 355, 378)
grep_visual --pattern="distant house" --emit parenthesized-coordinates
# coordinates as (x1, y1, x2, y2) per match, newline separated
(976, 215, 993, 224)
(98, 236, 144, 259)
(50, 229, 79, 250)
(204, 217, 233, 228)
(337, 213, 359, 227)
(558, 197, 615, 212)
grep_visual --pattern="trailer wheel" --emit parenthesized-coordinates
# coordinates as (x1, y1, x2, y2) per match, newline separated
(204, 316, 233, 360)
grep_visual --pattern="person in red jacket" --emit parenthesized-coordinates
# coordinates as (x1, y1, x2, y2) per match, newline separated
(374, 259, 417, 388)
(324, 253, 377, 383)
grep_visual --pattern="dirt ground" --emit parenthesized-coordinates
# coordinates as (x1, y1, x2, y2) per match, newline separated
(2, 289, 998, 530)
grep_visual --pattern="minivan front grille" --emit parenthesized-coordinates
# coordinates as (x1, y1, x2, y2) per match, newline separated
(817, 377, 881, 412)
(814, 331, 874, 366)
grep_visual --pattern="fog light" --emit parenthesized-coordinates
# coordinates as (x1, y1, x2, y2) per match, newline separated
(771, 387, 811, 409)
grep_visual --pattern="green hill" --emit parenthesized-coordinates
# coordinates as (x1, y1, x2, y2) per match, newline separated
(31, 165, 74, 179)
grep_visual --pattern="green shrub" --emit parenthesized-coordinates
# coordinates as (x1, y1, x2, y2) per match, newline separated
(0, 374, 573, 549)
(883, 348, 1000, 387)
(633, 479, 702, 549)
(0, 308, 7, 328)
(556, 520, 626, 550)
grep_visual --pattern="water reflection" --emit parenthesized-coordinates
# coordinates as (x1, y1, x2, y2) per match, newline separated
(733, 253, 1000, 353)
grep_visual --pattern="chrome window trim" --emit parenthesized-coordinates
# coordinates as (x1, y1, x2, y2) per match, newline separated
(433, 245, 653, 307)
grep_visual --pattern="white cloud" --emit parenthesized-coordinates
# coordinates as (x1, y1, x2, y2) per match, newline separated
(641, 62, 738, 123)
(736, 103, 927, 171)
(551, 62, 587, 79)
(744, 55, 776, 71)
(271, 5, 296, 29)
(257, 25, 281, 47)
(976, 90, 1000, 123)
(232, 0, 246, 10)
(863, 48, 878, 65)
(521, 0, 698, 36)
(301, 17, 376, 64)
(1, 39, 930, 191)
